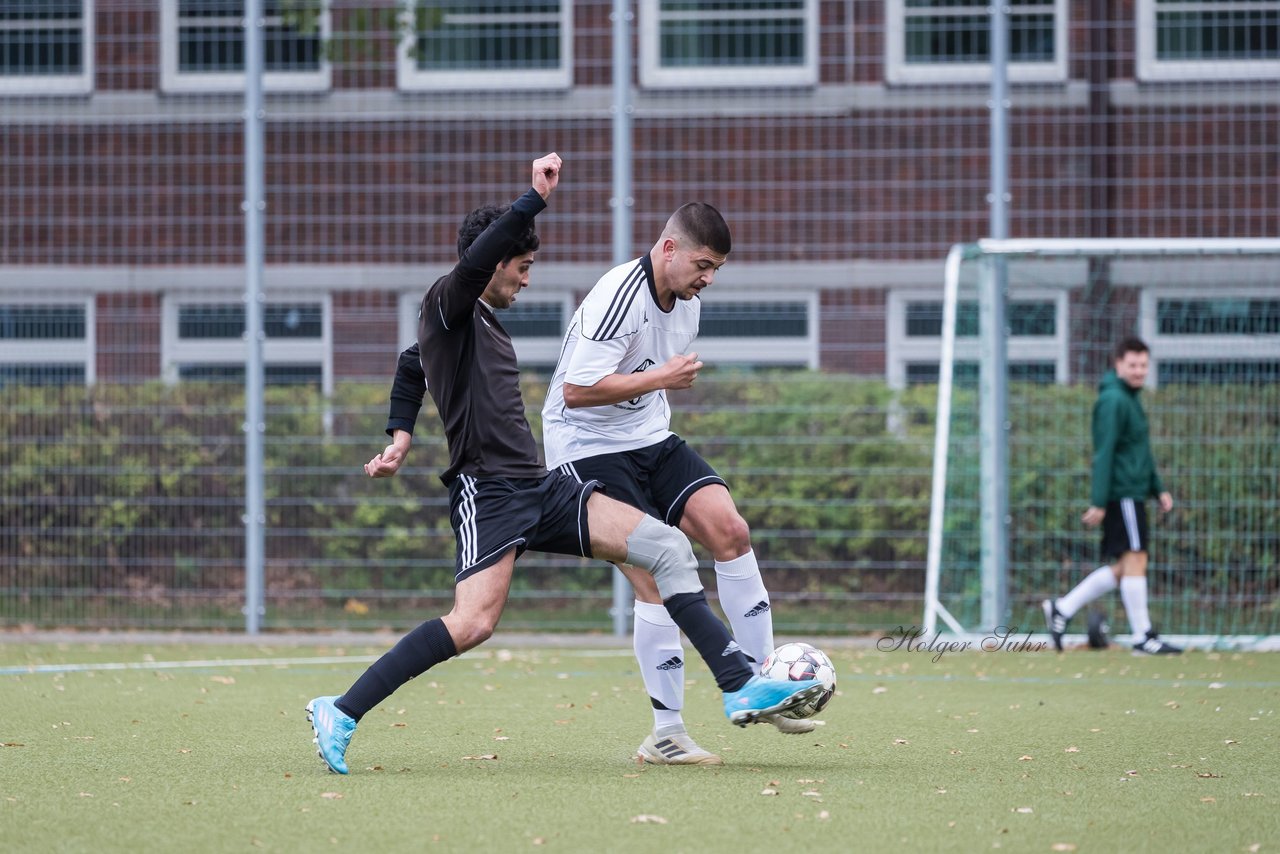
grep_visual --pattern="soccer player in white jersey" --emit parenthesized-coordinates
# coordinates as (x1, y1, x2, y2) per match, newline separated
(541, 202, 816, 766)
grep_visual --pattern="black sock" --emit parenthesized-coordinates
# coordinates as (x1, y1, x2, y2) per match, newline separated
(335, 618, 458, 721)
(663, 591, 753, 693)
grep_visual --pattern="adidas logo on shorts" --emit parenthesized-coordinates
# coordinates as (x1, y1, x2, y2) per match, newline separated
(656, 656, 684, 671)
(744, 600, 771, 618)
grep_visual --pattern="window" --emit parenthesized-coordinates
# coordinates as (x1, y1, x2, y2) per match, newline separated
(1141, 288, 1280, 387)
(1138, 0, 1280, 81)
(639, 0, 818, 89)
(886, 0, 1068, 85)
(163, 298, 330, 389)
(694, 298, 817, 367)
(0, 300, 93, 385)
(160, 0, 330, 93)
(398, 1, 572, 91)
(0, 0, 93, 95)
(887, 290, 1069, 389)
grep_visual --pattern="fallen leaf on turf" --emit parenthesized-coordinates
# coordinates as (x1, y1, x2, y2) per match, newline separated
(3, 743, 25, 748)
(802, 791, 822, 799)
(1051, 844, 1077, 852)
(391, 722, 407, 728)
(760, 789, 778, 796)
(818, 811, 830, 820)
(1012, 807, 1033, 814)
(622, 774, 639, 779)
(1197, 772, 1221, 778)
(533, 837, 545, 845)
(872, 686, 887, 694)
(1247, 844, 1261, 853)
(320, 792, 343, 799)
(630, 815, 668, 824)
(1165, 701, 1179, 709)
(893, 738, 909, 745)
(1018, 755, 1033, 761)
(494, 736, 510, 741)
(78, 793, 94, 798)
(1201, 797, 1216, 803)
(462, 754, 498, 761)
(1065, 746, 1080, 753)
(210, 676, 235, 685)
(178, 749, 191, 754)
(1224, 739, 1238, 745)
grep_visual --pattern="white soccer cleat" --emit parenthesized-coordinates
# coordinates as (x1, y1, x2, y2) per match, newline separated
(636, 727, 723, 766)
(757, 712, 818, 734)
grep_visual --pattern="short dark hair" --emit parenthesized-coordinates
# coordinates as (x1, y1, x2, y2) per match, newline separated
(457, 204, 540, 264)
(1113, 336, 1149, 361)
(668, 202, 731, 256)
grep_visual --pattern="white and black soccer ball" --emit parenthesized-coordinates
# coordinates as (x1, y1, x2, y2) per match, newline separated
(760, 642, 836, 719)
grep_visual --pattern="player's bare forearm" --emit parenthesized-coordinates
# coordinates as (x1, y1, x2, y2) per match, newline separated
(365, 429, 412, 478)
(563, 374, 661, 408)
(563, 352, 701, 408)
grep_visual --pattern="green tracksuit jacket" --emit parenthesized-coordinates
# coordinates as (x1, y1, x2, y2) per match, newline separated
(1090, 370, 1165, 507)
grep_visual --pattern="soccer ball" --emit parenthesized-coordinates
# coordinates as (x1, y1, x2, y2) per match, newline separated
(760, 642, 836, 719)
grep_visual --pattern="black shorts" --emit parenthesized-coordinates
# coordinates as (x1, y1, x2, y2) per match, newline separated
(447, 471, 599, 583)
(554, 435, 726, 527)
(1101, 497, 1149, 561)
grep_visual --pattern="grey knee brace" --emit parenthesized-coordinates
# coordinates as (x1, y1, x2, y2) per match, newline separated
(625, 515, 701, 599)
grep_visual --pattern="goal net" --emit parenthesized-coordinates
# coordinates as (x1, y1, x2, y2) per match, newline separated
(924, 239, 1280, 650)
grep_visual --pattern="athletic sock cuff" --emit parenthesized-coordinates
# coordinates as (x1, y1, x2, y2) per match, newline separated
(713, 550, 758, 580)
(634, 600, 677, 627)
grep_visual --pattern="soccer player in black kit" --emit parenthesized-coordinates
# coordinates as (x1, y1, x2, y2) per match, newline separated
(306, 154, 823, 774)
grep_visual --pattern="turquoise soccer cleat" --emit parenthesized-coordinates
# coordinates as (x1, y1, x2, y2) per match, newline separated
(306, 695, 357, 774)
(723, 674, 826, 727)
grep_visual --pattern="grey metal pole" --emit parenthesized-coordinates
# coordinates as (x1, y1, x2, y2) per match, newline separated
(981, 3, 1011, 631)
(609, 0, 635, 637)
(243, 0, 266, 634)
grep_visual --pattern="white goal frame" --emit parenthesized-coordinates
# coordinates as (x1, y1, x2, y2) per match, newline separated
(923, 237, 1280, 649)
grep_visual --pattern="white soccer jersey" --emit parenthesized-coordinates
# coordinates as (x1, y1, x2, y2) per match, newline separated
(542, 254, 699, 468)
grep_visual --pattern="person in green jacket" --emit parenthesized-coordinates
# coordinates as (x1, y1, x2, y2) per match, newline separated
(1042, 337, 1182, 655)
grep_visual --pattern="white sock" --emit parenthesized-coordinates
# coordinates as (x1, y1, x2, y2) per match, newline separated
(632, 600, 685, 729)
(1119, 576, 1152, 641)
(714, 550, 774, 673)
(1056, 565, 1118, 619)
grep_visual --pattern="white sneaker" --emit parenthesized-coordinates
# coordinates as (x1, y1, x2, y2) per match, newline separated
(757, 713, 818, 734)
(636, 727, 723, 766)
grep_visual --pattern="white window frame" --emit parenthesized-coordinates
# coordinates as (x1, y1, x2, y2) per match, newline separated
(0, 0, 94, 95)
(1137, 0, 1280, 82)
(886, 288, 1070, 389)
(162, 294, 332, 392)
(397, 292, 572, 368)
(639, 0, 819, 89)
(885, 0, 1068, 86)
(690, 292, 819, 368)
(1140, 284, 1280, 388)
(397, 1, 573, 92)
(0, 296, 95, 384)
(160, 0, 331, 94)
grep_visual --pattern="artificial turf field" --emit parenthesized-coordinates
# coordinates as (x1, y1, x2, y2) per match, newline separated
(4, 637, 1277, 853)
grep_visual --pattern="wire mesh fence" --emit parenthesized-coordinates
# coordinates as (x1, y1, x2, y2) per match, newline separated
(1, 1, 1277, 634)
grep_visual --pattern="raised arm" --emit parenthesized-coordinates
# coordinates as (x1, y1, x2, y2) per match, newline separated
(434, 154, 561, 330)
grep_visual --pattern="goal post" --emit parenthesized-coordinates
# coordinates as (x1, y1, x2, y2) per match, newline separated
(924, 238, 1280, 650)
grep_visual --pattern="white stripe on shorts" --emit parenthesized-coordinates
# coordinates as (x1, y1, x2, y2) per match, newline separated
(458, 474, 479, 569)
(1120, 497, 1141, 552)
(559, 462, 583, 483)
